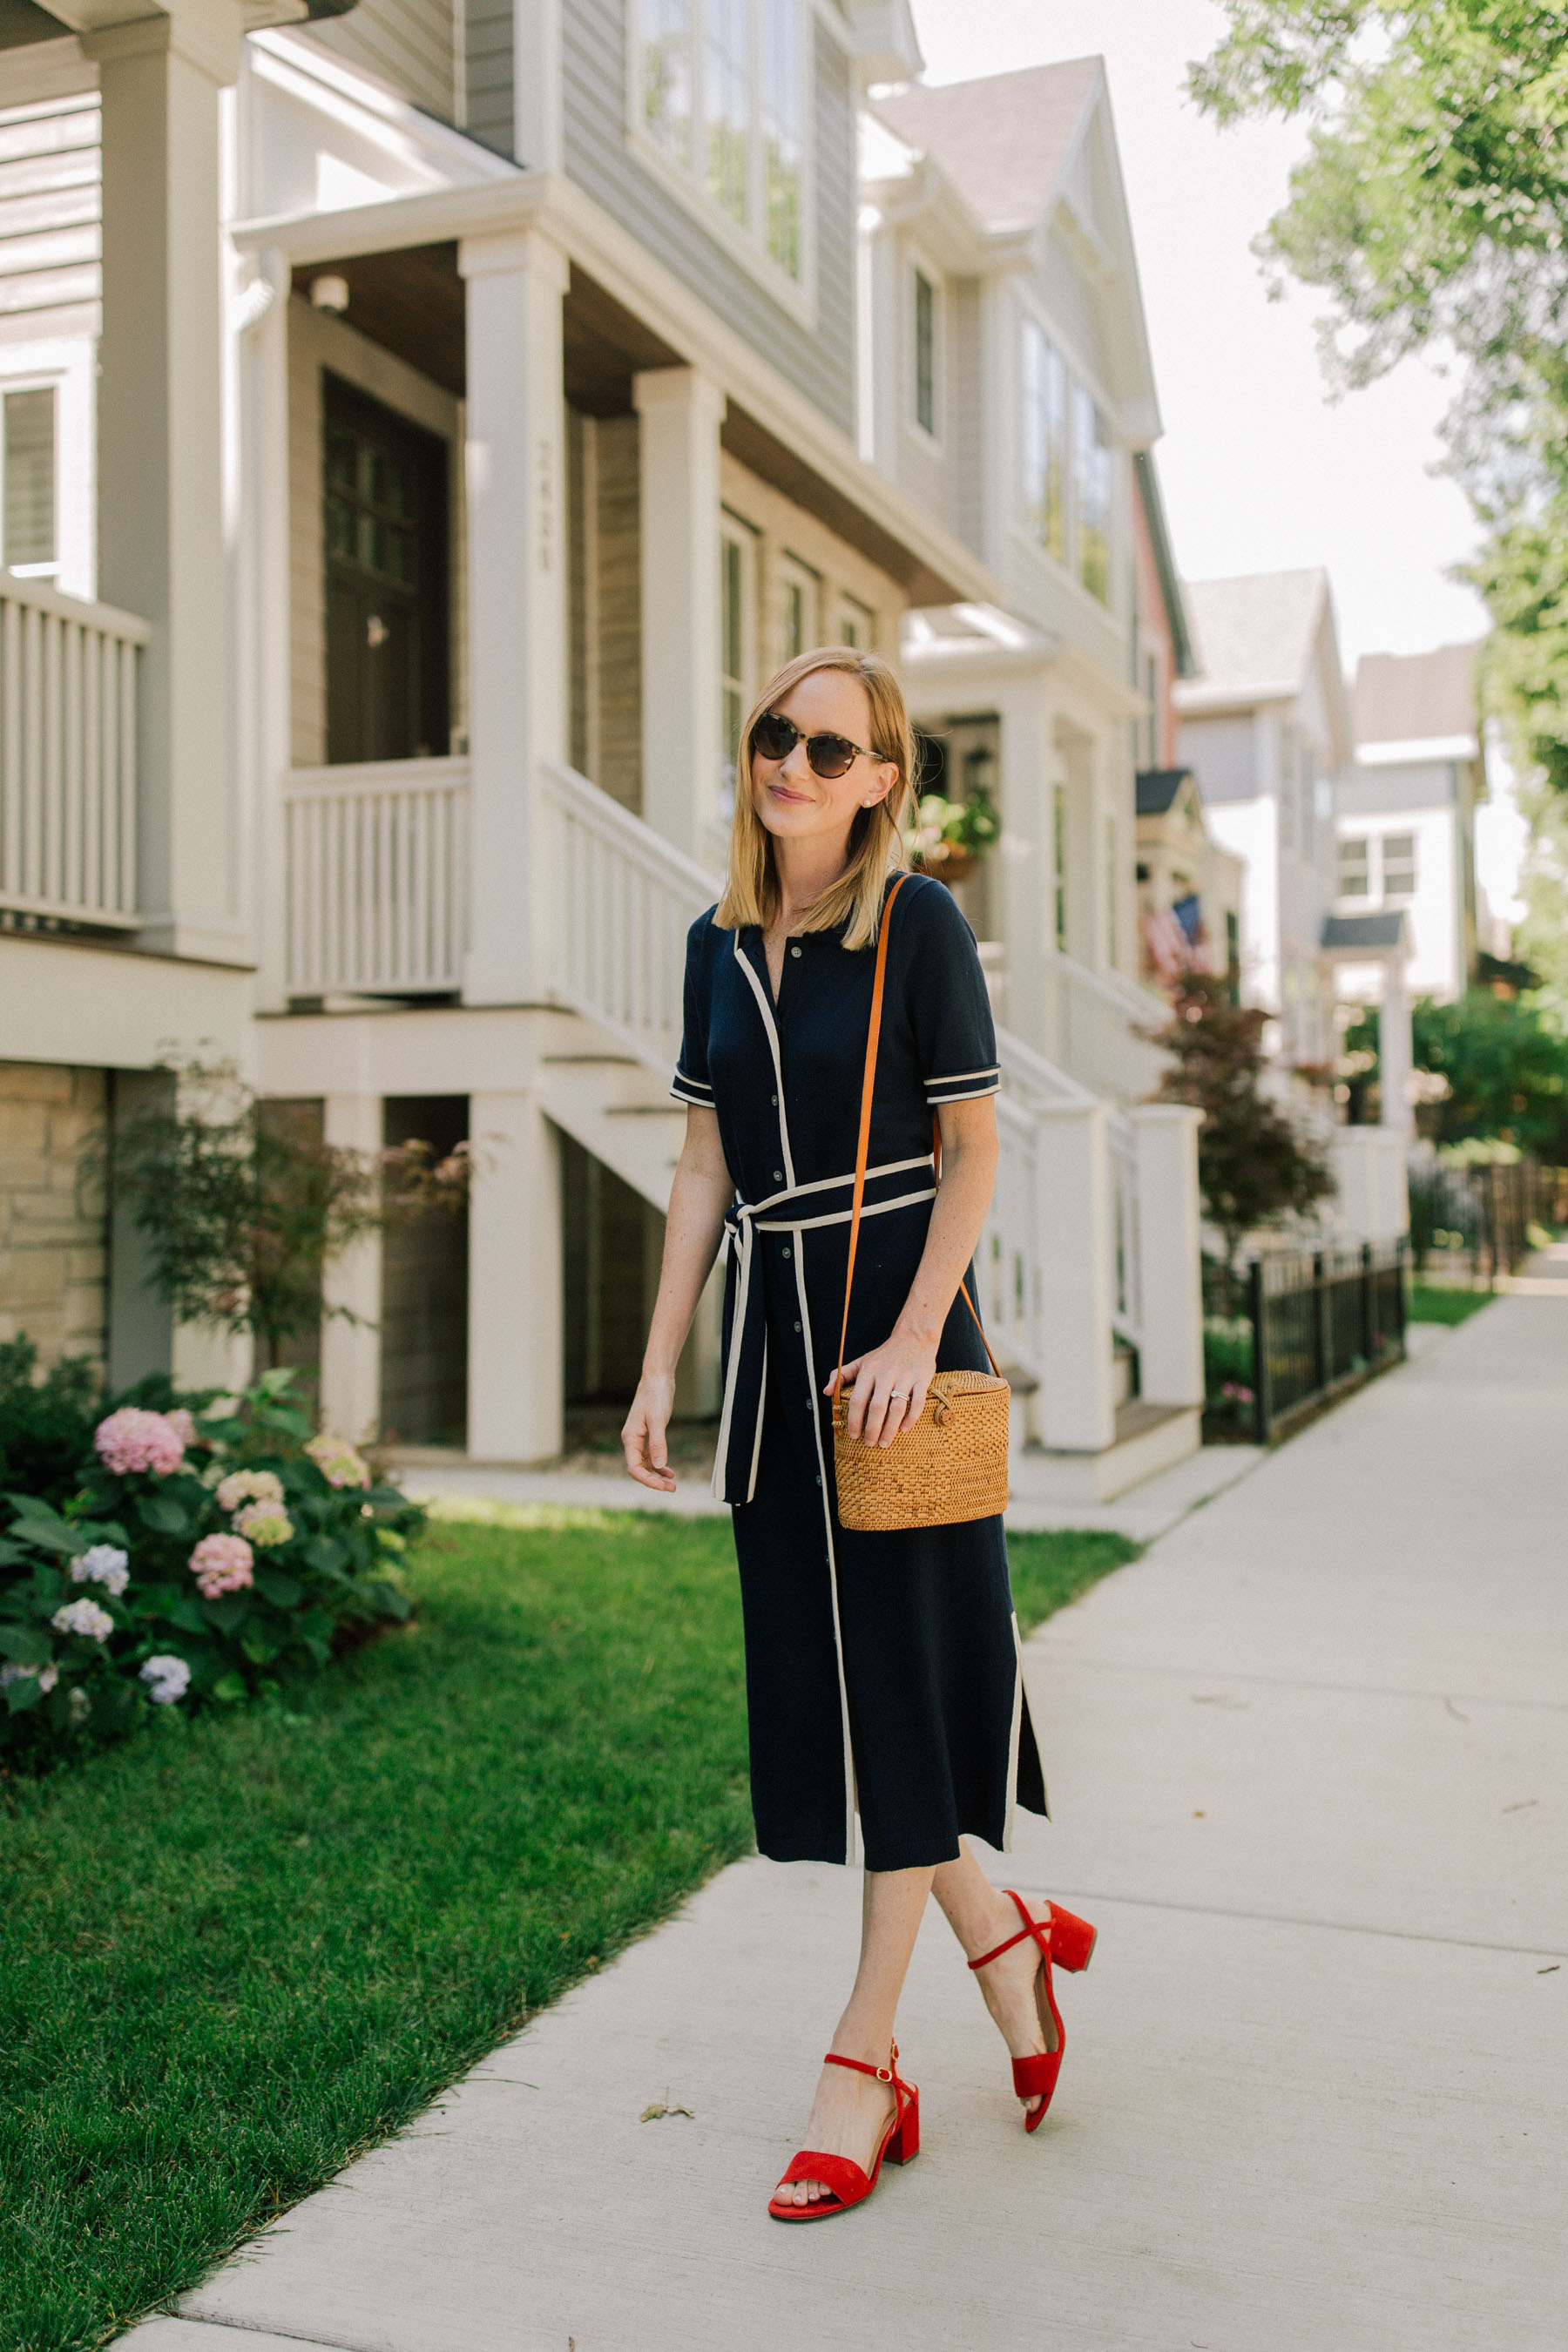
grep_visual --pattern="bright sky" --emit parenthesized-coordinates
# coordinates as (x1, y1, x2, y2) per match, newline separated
(907, 0, 1490, 672)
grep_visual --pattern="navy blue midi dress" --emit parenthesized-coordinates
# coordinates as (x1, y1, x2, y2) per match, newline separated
(672, 873, 1049, 1873)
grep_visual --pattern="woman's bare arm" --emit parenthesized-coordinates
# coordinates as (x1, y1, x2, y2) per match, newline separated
(621, 1106, 733, 1492)
(830, 1095, 999, 1448)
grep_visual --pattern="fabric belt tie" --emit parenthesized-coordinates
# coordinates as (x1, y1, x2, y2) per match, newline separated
(712, 1154, 937, 1506)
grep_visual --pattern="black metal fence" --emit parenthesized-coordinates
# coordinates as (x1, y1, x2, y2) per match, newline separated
(1407, 1154, 1544, 1286)
(1204, 1239, 1409, 1443)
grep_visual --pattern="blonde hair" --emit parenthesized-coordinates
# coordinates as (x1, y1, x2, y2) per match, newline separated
(713, 646, 915, 953)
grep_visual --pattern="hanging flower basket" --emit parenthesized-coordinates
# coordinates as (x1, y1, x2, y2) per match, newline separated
(906, 787, 998, 887)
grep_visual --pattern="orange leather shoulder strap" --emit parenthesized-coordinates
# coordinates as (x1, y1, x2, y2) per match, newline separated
(836, 875, 908, 1389)
(835, 875, 1002, 1391)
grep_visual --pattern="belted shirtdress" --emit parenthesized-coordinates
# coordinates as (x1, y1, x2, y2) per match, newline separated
(672, 874, 1048, 1873)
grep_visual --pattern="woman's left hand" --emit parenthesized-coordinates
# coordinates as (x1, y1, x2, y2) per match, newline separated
(826, 1330, 939, 1448)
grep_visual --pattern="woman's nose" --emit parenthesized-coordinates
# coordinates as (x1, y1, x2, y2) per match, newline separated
(779, 735, 814, 784)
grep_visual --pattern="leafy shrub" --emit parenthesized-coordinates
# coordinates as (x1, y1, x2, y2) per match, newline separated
(0, 1370, 422, 1770)
(1202, 1315, 1256, 1440)
(0, 1338, 102, 1514)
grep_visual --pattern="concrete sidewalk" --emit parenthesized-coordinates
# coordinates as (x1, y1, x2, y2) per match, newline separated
(125, 1260, 1568, 2351)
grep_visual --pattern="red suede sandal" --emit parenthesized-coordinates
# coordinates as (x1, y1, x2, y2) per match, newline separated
(767, 2044, 920, 2222)
(968, 1890, 1097, 2132)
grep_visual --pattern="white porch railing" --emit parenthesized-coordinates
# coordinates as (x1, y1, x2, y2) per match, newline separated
(281, 757, 470, 997)
(541, 758, 717, 1078)
(1042, 947, 1170, 1105)
(0, 571, 147, 928)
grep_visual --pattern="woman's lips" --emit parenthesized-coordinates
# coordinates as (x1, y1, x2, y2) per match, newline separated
(767, 782, 813, 805)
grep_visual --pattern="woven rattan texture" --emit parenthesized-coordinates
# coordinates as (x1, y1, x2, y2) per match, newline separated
(832, 1368, 1010, 1531)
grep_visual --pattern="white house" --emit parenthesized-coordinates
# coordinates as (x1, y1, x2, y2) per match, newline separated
(1337, 642, 1485, 1004)
(1174, 568, 1349, 1069)
(0, 4, 1203, 1498)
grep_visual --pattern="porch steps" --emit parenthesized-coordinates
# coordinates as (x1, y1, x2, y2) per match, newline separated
(1007, 1398, 1201, 1505)
(536, 1024, 685, 1213)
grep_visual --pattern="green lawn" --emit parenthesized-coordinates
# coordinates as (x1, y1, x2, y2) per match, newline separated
(1408, 1280, 1497, 1326)
(0, 1504, 1136, 2352)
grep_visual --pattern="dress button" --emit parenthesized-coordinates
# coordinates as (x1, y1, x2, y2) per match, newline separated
(782, 1247, 792, 1260)
(794, 1320, 802, 1333)
(774, 1169, 784, 1182)
(770, 1092, 778, 1105)
(790, 944, 802, 958)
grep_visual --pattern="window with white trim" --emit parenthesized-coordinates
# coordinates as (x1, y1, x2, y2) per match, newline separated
(1022, 317, 1066, 560)
(3, 385, 57, 576)
(636, 0, 806, 281)
(913, 267, 936, 437)
(1382, 831, 1417, 899)
(1051, 781, 1068, 950)
(837, 592, 873, 650)
(1072, 382, 1112, 603)
(1338, 835, 1370, 897)
(720, 516, 755, 801)
(779, 551, 818, 663)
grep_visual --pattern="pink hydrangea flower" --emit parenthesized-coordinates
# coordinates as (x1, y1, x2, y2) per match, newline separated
(188, 1532, 254, 1598)
(216, 1468, 284, 1515)
(306, 1434, 371, 1490)
(95, 1407, 187, 1477)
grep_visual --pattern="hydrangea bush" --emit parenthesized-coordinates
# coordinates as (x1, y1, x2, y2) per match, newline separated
(0, 1369, 422, 1767)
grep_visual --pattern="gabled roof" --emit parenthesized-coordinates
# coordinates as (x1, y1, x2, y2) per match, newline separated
(1134, 452, 1194, 679)
(1354, 643, 1482, 755)
(869, 58, 1102, 237)
(1136, 767, 1194, 818)
(1178, 570, 1330, 707)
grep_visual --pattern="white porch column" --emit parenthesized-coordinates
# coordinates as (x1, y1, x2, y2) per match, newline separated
(1380, 954, 1413, 1132)
(238, 247, 292, 1011)
(991, 679, 1049, 1059)
(460, 228, 570, 1004)
(1129, 1103, 1205, 1408)
(84, 0, 246, 965)
(1035, 1101, 1117, 1452)
(468, 1092, 563, 1462)
(319, 1093, 383, 1444)
(633, 366, 725, 859)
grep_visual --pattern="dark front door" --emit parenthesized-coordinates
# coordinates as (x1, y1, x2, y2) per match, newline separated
(323, 375, 449, 765)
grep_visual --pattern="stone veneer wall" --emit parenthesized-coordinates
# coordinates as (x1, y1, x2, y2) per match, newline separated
(0, 1063, 108, 1371)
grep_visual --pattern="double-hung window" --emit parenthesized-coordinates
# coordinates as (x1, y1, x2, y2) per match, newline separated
(1022, 318, 1066, 560)
(1382, 832, 1417, 899)
(3, 386, 57, 576)
(913, 268, 936, 437)
(1338, 836, 1370, 898)
(1072, 383, 1112, 603)
(638, 0, 806, 284)
(720, 516, 755, 801)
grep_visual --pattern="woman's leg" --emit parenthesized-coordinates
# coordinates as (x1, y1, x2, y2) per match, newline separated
(931, 1839, 1056, 2114)
(778, 1863, 933, 2208)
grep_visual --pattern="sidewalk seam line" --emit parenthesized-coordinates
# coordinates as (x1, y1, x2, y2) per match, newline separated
(996, 1882, 1567, 1959)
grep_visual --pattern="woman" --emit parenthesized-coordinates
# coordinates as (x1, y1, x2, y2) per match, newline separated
(621, 647, 1094, 2222)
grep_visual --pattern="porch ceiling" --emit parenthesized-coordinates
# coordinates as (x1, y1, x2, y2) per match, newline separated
(288, 251, 686, 417)
(721, 405, 961, 605)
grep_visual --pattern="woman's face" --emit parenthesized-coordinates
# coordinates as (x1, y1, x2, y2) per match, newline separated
(749, 668, 901, 854)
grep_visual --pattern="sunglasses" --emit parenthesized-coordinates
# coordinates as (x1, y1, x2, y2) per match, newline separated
(750, 708, 881, 781)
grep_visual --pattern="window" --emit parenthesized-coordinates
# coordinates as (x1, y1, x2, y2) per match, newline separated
(1051, 781, 1067, 950)
(3, 386, 57, 575)
(837, 593, 873, 650)
(778, 554, 818, 663)
(1382, 832, 1417, 899)
(1022, 320, 1067, 559)
(322, 376, 449, 766)
(914, 268, 936, 436)
(1073, 384, 1112, 602)
(637, 0, 805, 282)
(720, 518, 754, 801)
(1338, 836, 1370, 898)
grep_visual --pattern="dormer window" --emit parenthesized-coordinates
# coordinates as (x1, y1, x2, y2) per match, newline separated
(636, 0, 806, 283)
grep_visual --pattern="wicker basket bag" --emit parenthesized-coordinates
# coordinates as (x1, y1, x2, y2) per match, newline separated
(830, 877, 1010, 1532)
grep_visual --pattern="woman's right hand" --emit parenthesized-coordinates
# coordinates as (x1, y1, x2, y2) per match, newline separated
(622, 1369, 678, 1493)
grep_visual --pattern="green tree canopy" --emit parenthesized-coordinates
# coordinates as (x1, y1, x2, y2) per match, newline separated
(1192, 3, 1568, 791)
(1348, 988, 1568, 1155)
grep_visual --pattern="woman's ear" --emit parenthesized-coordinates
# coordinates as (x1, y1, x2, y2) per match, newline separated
(862, 760, 900, 810)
